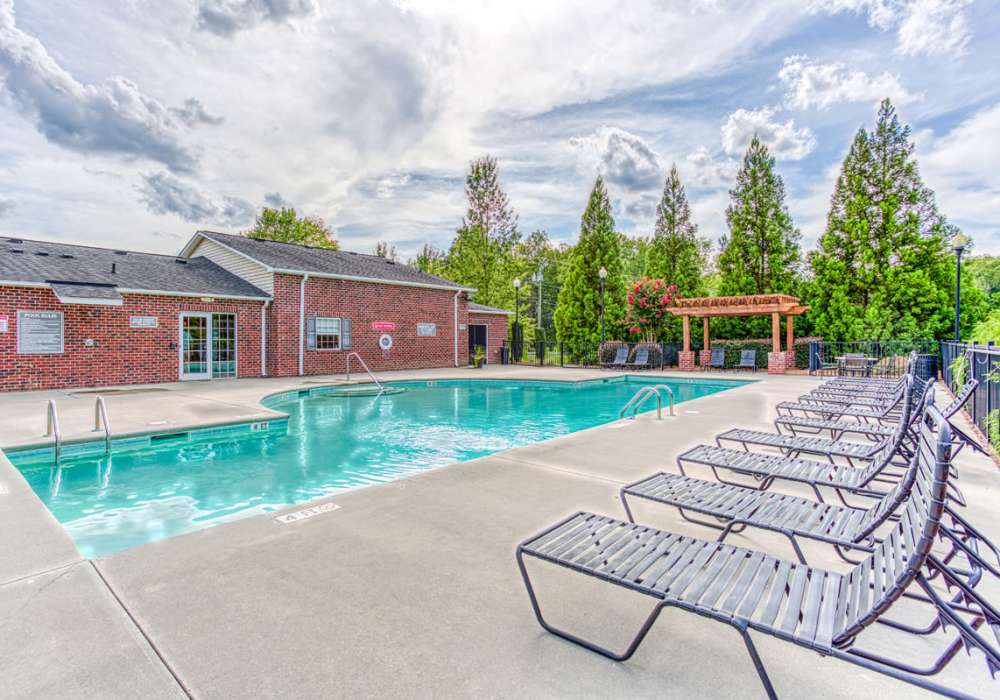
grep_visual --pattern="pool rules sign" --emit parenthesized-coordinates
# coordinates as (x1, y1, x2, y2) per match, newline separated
(17, 310, 64, 354)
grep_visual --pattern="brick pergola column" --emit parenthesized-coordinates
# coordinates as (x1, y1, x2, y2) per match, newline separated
(678, 315, 696, 370)
(699, 316, 712, 367)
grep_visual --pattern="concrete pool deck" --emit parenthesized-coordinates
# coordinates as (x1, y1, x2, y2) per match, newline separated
(1, 367, 998, 698)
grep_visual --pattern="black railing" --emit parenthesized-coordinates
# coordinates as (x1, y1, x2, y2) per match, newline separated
(941, 341, 1000, 451)
(807, 340, 938, 378)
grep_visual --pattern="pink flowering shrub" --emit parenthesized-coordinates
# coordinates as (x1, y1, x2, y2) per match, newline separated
(624, 278, 679, 342)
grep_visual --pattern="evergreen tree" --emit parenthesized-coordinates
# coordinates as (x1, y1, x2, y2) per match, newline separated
(554, 176, 627, 349)
(809, 99, 954, 340)
(717, 136, 801, 336)
(244, 207, 337, 249)
(619, 234, 650, 281)
(446, 156, 520, 308)
(646, 164, 709, 295)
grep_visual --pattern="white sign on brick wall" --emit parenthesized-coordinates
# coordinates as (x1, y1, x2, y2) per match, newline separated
(130, 316, 159, 329)
(17, 311, 63, 354)
(416, 323, 437, 337)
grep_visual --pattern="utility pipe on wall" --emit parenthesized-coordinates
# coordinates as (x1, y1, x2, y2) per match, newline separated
(299, 274, 309, 376)
(453, 291, 461, 367)
(261, 300, 269, 377)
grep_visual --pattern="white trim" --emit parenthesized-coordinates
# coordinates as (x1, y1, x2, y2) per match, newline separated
(51, 296, 123, 307)
(179, 312, 212, 381)
(298, 273, 309, 376)
(0, 280, 269, 302)
(453, 291, 460, 367)
(468, 322, 489, 365)
(468, 308, 513, 316)
(181, 232, 276, 270)
(261, 301, 269, 377)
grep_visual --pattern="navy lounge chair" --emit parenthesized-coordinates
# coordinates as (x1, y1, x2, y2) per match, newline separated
(627, 346, 649, 370)
(736, 349, 756, 372)
(709, 347, 725, 370)
(602, 345, 629, 369)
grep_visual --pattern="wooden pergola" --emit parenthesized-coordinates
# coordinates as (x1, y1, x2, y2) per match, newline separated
(667, 294, 809, 373)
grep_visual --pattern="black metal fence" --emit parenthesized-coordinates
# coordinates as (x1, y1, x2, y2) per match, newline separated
(517, 340, 698, 369)
(807, 340, 938, 378)
(941, 341, 1000, 450)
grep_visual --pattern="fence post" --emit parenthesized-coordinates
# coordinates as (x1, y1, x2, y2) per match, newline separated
(559, 342, 564, 367)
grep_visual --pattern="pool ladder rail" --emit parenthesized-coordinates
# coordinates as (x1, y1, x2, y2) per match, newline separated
(44, 396, 113, 465)
(619, 384, 675, 420)
(345, 352, 385, 394)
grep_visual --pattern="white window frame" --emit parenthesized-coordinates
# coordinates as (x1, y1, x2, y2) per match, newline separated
(315, 316, 342, 351)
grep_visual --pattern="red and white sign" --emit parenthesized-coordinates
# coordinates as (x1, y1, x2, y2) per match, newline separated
(371, 321, 396, 331)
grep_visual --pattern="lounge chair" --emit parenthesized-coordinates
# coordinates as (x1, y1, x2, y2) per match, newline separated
(517, 408, 1000, 697)
(627, 346, 649, 370)
(736, 349, 756, 372)
(709, 347, 725, 370)
(602, 345, 629, 370)
(775, 391, 904, 422)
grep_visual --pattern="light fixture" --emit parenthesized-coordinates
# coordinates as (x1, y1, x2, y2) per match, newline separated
(952, 233, 970, 253)
(513, 278, 522, 289)
(598, 266, 607, 280)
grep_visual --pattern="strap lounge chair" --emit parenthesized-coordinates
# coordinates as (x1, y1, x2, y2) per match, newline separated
(775, 392, 904, 422)
(627, 346, 650, 370)
(517, 408, 999, 698)
(736, 349, 757, 372)
(709, 347, 725, 370)
(602, 345, 629, 369)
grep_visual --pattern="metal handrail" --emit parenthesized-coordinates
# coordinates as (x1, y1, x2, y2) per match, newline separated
(619, 384, 675, 420)
(93, 396, 112, 455)
(45, 399, 62, 464)
(345, 352, 384, 391)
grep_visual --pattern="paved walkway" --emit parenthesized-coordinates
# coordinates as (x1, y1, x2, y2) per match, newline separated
(1, 367, 997, 698)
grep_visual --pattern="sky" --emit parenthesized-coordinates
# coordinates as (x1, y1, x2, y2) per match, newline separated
(1, 0, 999, 260)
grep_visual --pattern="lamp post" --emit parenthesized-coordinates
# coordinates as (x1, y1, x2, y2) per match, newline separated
(598, 266, 608, 344)
(513, 277, 522, 361)
(952, 234, 970, 341)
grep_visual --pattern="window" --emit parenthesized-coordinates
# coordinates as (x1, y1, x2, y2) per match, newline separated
(308, 316, 352, 351)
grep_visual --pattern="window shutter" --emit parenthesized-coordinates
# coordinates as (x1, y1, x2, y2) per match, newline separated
(307, 316, 317, 350)
(342, 318, 352, 349)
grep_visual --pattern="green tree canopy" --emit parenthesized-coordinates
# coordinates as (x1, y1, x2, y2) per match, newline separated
(809, 99, 955, 340)
(646, 164, 709, 296)
(716, 136, 801, 336)
(410, 243, 448, 277)
(554, 176, 627, 348)
(244, 207, 338, 249)
(446, 156, 521, 308)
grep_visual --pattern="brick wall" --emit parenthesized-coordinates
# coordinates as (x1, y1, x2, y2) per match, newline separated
(268, 273, 472, 376)
(0, 285, 263, 391)
(467, 312, 509, 364)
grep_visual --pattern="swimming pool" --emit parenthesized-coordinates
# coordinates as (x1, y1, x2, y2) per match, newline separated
(7, 376, 748, 557)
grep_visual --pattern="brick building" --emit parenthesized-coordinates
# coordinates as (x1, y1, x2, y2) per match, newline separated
(0, 233, 510, 391)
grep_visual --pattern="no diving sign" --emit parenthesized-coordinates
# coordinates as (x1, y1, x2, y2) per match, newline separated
(378, 334, 393, 350)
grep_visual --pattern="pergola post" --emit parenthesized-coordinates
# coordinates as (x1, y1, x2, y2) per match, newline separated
(699, 317, 712, 368)
(785, 314, 796, 369)
(768, 311, 786, 375)
(679, 315, 695, 371)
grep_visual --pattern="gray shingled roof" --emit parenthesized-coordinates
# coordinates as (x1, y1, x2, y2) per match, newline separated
(0, 236, 270, 299)
(196, 230, 471, 290)
(468, 302, 514, 315)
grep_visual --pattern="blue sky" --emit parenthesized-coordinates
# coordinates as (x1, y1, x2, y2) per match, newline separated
(2, 0, 999, 259)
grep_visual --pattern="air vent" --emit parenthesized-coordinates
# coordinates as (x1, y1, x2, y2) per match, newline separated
(386, 259, 396, 264)
(174, 258, 188, 265)
(6, 238, 23, 243)
(60, 254, 74, 259)
(9, 248, 23, 253)
(35, 251, 50, 256)
(114, 250, 128, 256)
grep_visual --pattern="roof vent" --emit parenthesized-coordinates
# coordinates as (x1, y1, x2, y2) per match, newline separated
(60, 254, 74, 259)
(6, 238, 23, 243)
(35, 251, 50, 256)
(114, 250, 128, 256)
(175, 258, 188, 265)
(9, 248, 23, 253)
(386, 259, 396, 264)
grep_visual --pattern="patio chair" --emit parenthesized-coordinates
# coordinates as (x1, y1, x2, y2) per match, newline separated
(736, 349, 756, 371)
(602, 345, 629, 370)
(517, 407, 1000, 698)
(718, 378, 929, 467)
(939, 378, 986, 456)
(627, 346, 650, 370)
(775, 389, 904, 422)
(709, 347, 725, 370)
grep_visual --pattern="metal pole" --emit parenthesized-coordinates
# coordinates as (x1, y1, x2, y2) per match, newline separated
(600, 277, 606, 344)
(954, 248, 963, 341)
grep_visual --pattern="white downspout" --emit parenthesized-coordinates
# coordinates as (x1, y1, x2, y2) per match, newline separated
(261, 300, 269, 377)
(299, 274, 309, 376)
(453, 291, 461, 367)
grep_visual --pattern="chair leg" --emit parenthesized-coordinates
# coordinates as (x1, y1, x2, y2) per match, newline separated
(620, 491, 636, 523)
(516, 549, 666, 662)
(738, 624, 778, 700)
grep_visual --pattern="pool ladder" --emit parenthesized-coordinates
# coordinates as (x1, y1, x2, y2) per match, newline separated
(345, 352, 385, 394)
(44, 396, 113, 465)
(619, 384, 675, 420)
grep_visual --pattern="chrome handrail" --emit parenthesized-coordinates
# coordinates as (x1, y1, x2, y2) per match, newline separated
(345, 352, 384, 392)
(45, 399, 62, 464)
(619, 384, 675, 420)
(93, 396, 112, 455)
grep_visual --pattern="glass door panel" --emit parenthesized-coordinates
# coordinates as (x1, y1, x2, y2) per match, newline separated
(211, 313, 237, 378)
(180, 314, 211, 380)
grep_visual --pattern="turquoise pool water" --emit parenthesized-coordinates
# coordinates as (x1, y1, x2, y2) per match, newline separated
(8, 376, 747, 557)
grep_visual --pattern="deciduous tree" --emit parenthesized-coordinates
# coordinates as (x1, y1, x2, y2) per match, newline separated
(244, 207, 338, 249)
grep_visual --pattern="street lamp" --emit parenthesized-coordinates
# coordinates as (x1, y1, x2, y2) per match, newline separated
(598, 266, 608, 344)
(513, 277, 522, 361)
(513, 277, 521, 325)
(952, 233, 970, 341)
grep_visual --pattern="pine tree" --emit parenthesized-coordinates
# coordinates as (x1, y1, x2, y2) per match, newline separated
(646, 164, 709, 295)
(554, 176, 627, 350)
(717, 136, 801, 336)
(809, 99, 954, 340)
(446, 156, 520, 308)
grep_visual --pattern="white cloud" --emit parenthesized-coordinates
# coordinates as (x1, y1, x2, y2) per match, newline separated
(0, 194, 15, 216)
(169, 98, 225, 127)
(139, 172, 254, 226)
(812, 0, 973, 56)
(778, 55, 920, 110)
(570, 126, 663, 191)
(721, 107, 817, 160)
(0, 0, 198, 172)
(683, 147, 739, 188)
(196, 0, 319, 36)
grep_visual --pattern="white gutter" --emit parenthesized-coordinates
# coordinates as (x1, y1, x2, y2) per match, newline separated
(0, 280, 270, 302)
(453, 291, 461, 367)
(299, 274, 309, 376)
(261, 301, 269, 377)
